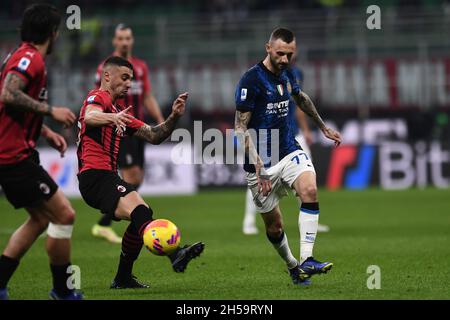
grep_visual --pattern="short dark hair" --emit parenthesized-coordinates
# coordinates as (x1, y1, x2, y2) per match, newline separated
(270, 28, 295, 43)
(115, 23, 132, 32)
(20, 4, 61, 44)
(103, 56, 134, 72)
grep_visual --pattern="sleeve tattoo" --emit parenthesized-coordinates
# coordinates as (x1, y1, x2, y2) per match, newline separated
(0, 73, 51, 115)
(234, 110, 264, 168)
(134, 113, 178, 145)
(293, 91, 326, 130)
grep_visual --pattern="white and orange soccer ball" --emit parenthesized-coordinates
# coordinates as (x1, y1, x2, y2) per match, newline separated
(143, 219, 181, 256)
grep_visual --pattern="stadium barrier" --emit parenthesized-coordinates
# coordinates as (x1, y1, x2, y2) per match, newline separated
(37, 144, 197, 197)
(33, 139, 449, 198)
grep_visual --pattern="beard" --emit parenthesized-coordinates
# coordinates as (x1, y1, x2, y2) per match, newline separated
(120, 47, 130, 58)
(269, 54, 288, 73)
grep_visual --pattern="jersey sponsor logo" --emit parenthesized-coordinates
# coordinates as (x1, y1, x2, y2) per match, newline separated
(87, 95, 96, 103)
(266, 99, 289, 116)
(276, 84, 284, 96)
(240, 88, 247, 101)
(17, 57, 31, 71)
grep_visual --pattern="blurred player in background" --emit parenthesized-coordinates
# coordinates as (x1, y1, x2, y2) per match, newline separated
(77, 56, 204, 289)
(235, 28, 341, 285)
(242, 61, 330, 235)
(0, 4, 82, 300)
(91, 23, 165, 243)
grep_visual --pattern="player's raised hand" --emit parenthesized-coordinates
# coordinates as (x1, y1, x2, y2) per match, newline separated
(171, 92, 189, 118)
(114, 106, 134, 135)
(322, 126, 342, 147)
(50, 106, 77, 127)
(45, 130, 68, 157)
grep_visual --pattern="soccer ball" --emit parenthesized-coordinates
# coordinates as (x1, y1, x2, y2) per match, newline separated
(143, 219, 181, 256)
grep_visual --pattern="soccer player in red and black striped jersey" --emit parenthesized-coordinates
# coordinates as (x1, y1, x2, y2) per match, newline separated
(77, 56, 204, 289)
(0, 4, 82, 300)
(91, 24, 165, 243)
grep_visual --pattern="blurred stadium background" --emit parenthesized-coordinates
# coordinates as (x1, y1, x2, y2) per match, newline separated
(1, 0, 450, 300)
(1, 0, 450, 193)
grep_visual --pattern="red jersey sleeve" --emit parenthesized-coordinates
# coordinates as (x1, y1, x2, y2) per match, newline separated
(6, 52, 44, 87)
(85, 92, 107, 111)
(142, 63, 151, 95)
(126, 117, 145, 136)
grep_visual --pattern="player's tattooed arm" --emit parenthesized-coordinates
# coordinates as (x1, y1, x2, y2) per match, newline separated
(0, 73, 51, 114)
(293, 91, 342, 147)
(134, 114, 177, 145)
(235, 111, 261, 167)
(292, 91, 326, 130)
(0, 73, 76, 126)
(134, 92, 188, 144)
(235, 110, 272, 195)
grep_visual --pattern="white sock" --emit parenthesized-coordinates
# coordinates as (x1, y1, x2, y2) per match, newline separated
(243, 188, 257, 228)
(299, 204, 319, 263)
(267, 232, 298, 269)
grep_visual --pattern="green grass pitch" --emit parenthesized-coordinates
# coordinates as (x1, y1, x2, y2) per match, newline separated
(1, 188, 449, 300)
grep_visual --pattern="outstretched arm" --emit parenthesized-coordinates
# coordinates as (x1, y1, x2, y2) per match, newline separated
(134, 92, 188, 145)
(292, 91, 342, 146)
(84, 105, 133, 136)
(133, 113, 179, 145)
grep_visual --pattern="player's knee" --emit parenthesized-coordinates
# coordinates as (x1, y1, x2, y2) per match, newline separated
(266, 222, 283, 237)
(58, 205, 76, 225)
(300, 184, 318, 202)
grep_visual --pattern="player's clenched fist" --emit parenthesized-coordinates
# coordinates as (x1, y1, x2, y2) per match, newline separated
(50, 106, 77, 127)
(171, 92, 189, 118)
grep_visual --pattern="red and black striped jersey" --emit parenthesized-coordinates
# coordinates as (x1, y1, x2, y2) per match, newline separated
(95, 56, 151, 121)
(0, 42, 48, 165)
(77, 89, 145, 174)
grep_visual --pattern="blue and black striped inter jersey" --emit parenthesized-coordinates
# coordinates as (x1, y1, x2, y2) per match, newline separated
(235, 62, 302, 173)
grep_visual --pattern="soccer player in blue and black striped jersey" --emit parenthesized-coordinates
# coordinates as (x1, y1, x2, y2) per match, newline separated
(234, 28, 342, 285)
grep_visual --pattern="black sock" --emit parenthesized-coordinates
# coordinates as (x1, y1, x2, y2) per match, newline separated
(50, 263, 72, 296)
(130, 205, 154, 237)
(98, 214, 113, 226)
(0, 255, 20, 289)
(115, 223, 144, 281)
(300, 202, 320, 212)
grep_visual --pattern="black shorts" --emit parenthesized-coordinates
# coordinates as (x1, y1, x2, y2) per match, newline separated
(0, 150, 58, 209)
(78, 169, 136, 220)
(118, 135, 145, 169)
